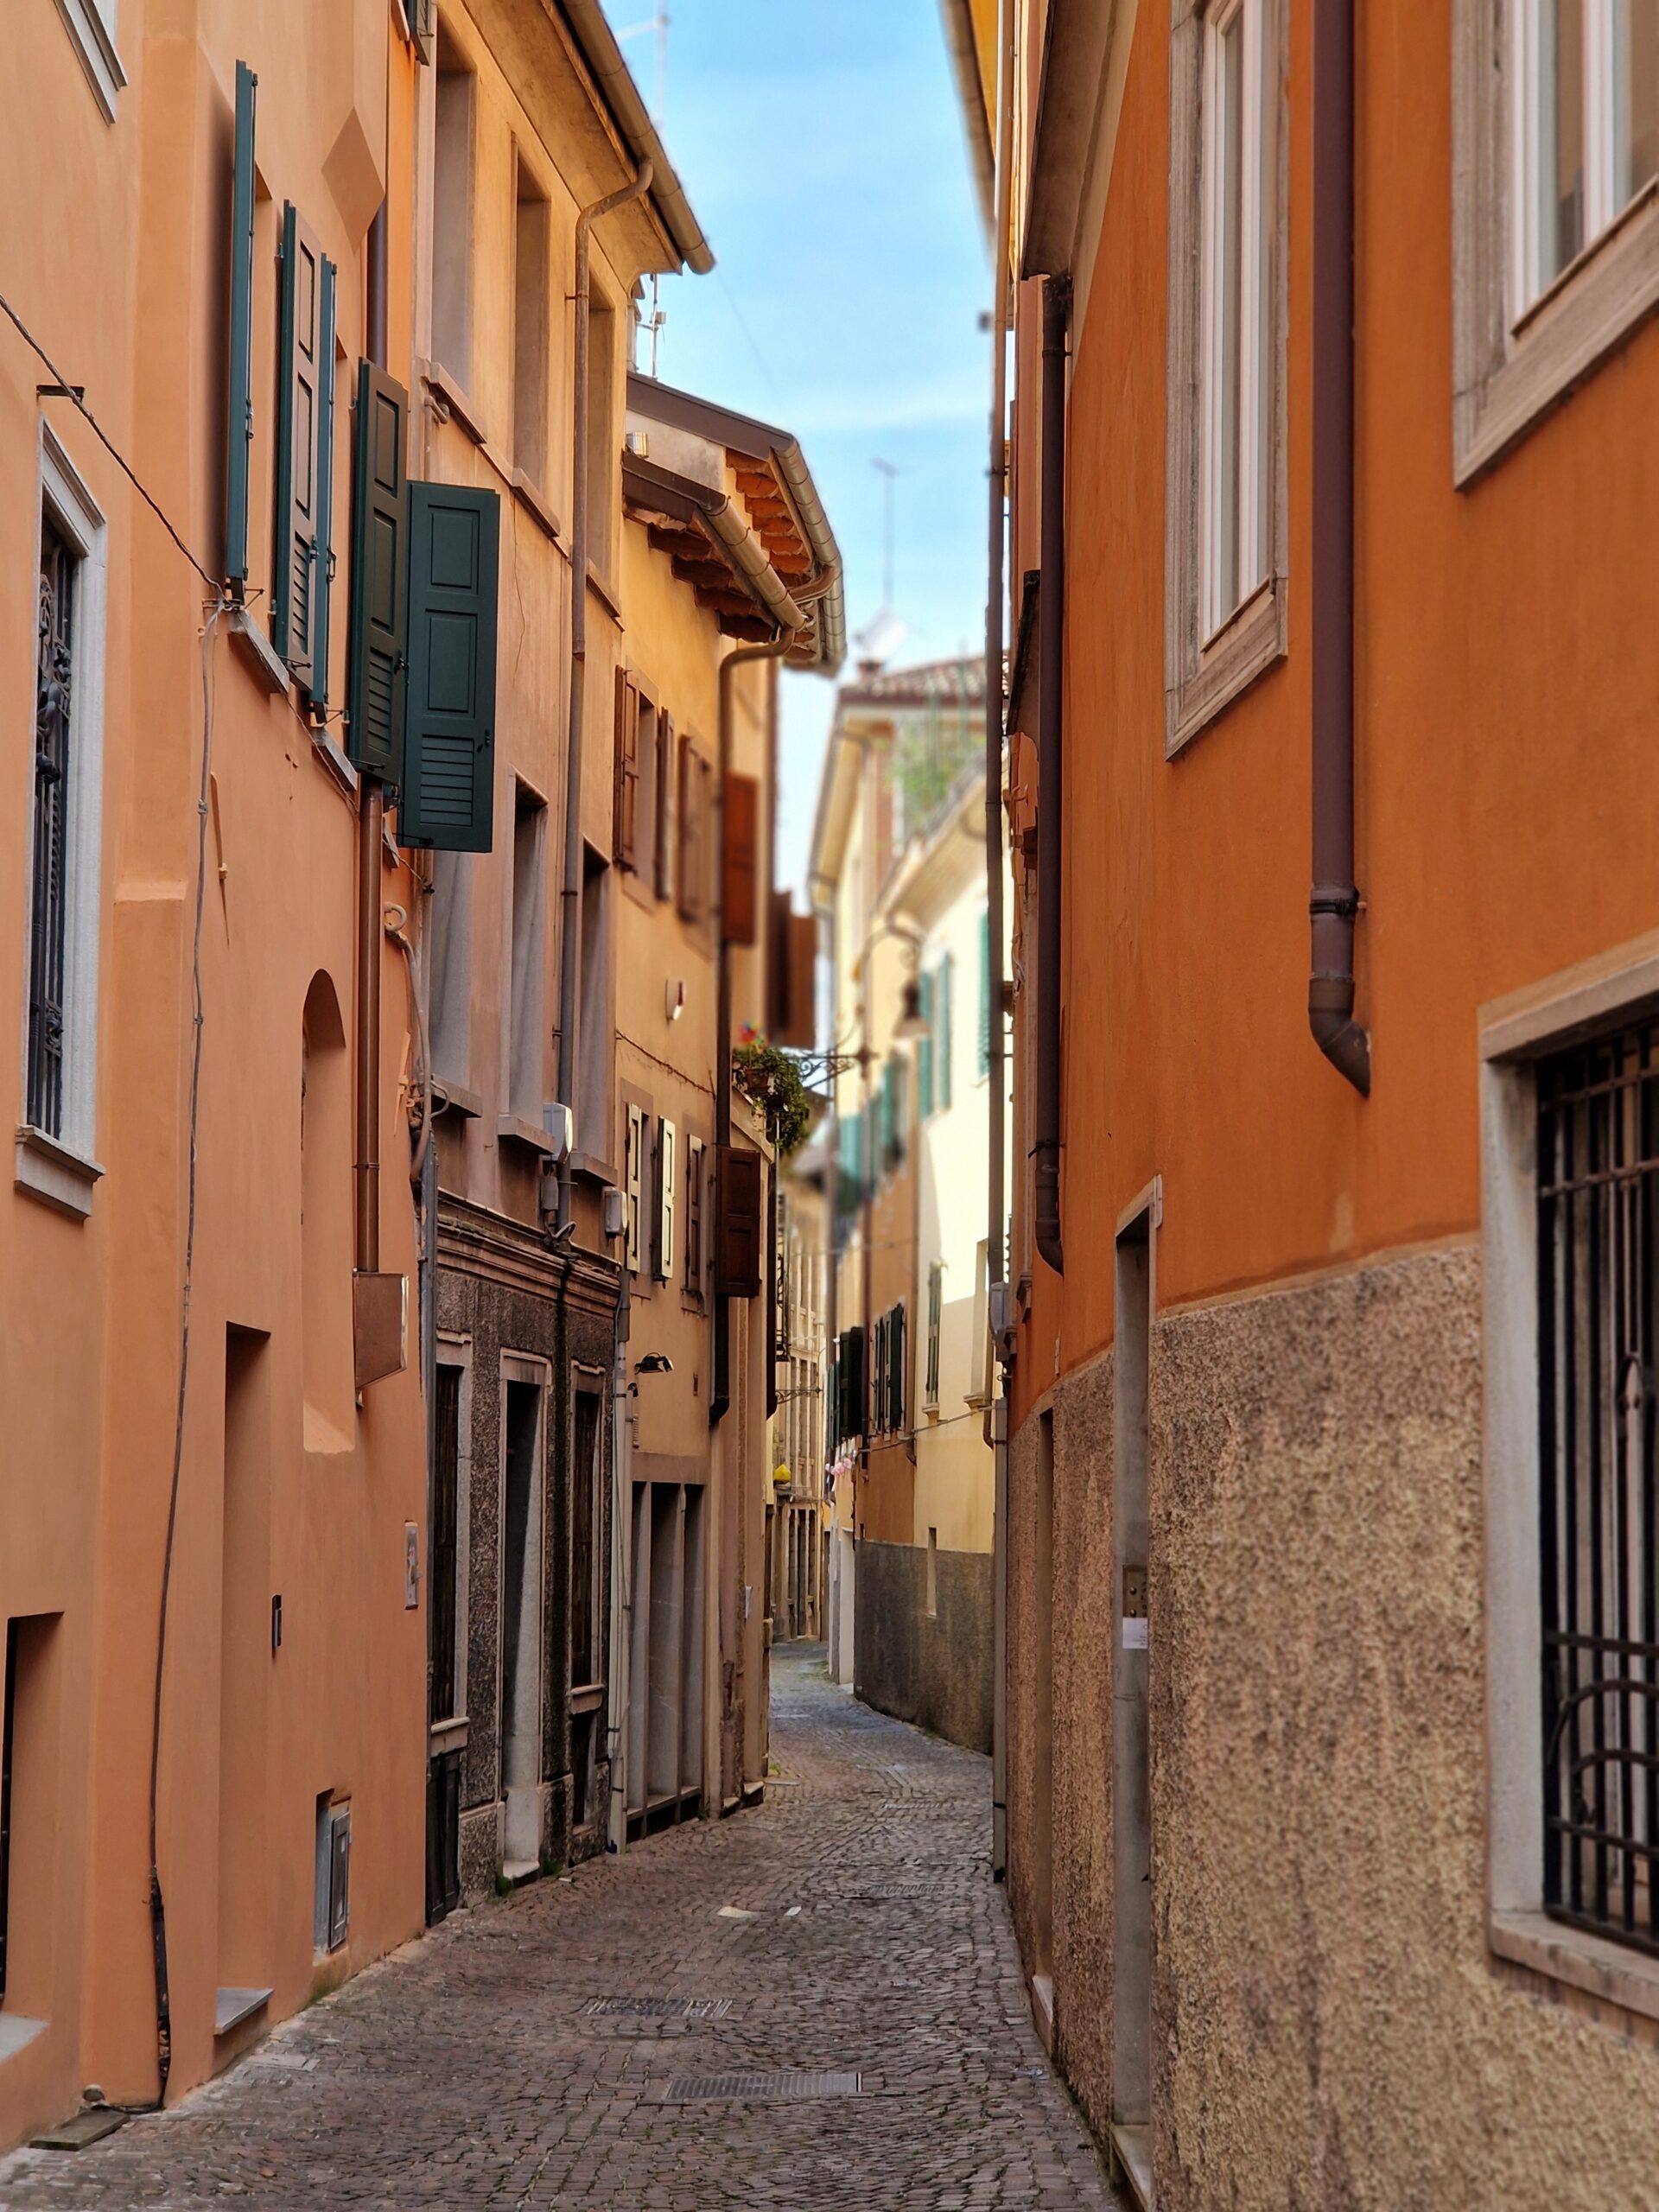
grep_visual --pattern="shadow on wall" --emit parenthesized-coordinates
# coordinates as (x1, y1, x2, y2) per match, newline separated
(854, 1540, 993, 1755)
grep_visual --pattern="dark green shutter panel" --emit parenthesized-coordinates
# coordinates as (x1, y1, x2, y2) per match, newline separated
(273, 204, 324, 683)
(399, 483, 500, 852)
(346, 364, 410, 779)
(918, 969, 934, 1117)
(308, 257, 338, 710)
(890, 1303, 906, 1431)
(225, 60, 257, 590)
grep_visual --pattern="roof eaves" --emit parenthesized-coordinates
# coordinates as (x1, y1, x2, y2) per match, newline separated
(556, 0, 715, 274)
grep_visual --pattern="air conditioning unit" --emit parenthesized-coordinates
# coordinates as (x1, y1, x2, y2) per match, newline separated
(601, 1185, 627, 1241)
(542, 1101, 574, 1161)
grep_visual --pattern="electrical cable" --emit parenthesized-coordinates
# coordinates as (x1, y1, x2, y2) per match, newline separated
(0, 289, 221, 594)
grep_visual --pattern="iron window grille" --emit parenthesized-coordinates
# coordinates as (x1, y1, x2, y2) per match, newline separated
(1538, 1019, 1659, 1955)
(29, 521, 75, 1138)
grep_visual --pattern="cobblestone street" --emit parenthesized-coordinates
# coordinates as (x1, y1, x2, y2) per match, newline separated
(0, 1650, 1116, 2209)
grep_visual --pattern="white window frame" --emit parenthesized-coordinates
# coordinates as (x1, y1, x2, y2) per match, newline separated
(1452, 0, 1659, 481)
(1164, 0, 1287, 757)
(624, 1102, 645, 1275)
(654, 1116, 676, 1283)
(52, 0, 125, 122)
(431, 1333, 474, 1738)
(1198, 0, 1271, 645)
(16, 426, 108, 1219)
(1481, 935, 1659, 2026)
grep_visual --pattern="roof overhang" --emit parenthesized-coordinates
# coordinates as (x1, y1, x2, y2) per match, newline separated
(626, 372, 846, 674)
(557, 0, 714, 273)
(1022, 0, 1122, 277)
(621, 454, 807, 643)
(937, 0, 995, 237)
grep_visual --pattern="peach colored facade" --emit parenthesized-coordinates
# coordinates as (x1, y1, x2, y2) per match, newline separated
(951, 0, 1659, 2204)
(1, 0, 427, 2152)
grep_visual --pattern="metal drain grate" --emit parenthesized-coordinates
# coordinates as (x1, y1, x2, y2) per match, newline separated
(659, 2069, 861, 2103)
(588, 1996, 732, 2020)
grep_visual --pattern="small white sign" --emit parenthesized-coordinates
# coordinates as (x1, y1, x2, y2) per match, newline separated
(1122, 1617, 1148, 1650)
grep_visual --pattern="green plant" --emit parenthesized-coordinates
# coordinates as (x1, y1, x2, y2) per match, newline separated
(494, 1872, 512, 1898)
(732, 1035, 813, 1159)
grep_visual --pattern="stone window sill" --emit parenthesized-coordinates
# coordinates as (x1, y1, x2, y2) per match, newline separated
(429, 1715, 469, 1756)
(1490, 1908, 1659, 2025)
(16, 1125, 103, 1218)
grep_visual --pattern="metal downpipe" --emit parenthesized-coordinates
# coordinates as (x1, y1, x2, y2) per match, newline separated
(1033, 276, 1068, 1274)
(1309, 0, 1370, 1096)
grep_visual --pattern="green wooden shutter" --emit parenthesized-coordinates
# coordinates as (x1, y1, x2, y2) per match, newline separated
(891, 1301, 906, 1431)
(400, 483, 501, 852)
(346, 364, 410, 779)
(918, 969, 934, 1118)
(308, 257, 339, 710)
(977, 909, 991, 1077)
(225, 60, 257, 590)
(939, 950, 953, 1109)
(274, 204, 324, 682)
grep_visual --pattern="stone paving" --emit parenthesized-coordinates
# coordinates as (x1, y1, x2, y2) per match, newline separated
(0, 1648, 1119, 2209)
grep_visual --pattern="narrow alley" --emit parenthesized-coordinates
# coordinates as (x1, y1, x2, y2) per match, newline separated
(0, 1655, 1116, 2211)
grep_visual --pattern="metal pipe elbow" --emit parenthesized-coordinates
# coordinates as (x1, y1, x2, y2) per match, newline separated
(1308, 972, 1371, 1096)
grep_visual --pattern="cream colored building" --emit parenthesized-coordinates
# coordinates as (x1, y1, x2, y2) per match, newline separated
(811, 659, 1007, 1747)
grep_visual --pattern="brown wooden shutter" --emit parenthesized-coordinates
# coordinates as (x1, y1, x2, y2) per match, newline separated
(723, 772, 760, 946)
(613, 670, 639, 869)
(677, 735, 705, 922)
(770, 905, 817, 1048)
(714, 1146, 762, 1297)
(655, 711, 675, 902)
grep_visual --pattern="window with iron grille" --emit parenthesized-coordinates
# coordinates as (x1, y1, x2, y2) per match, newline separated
(1537, 1018, 1659, 1955)
(29, 519, 75, 1139)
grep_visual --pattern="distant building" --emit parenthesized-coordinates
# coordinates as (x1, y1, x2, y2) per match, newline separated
(810, 658, 1009, 1749)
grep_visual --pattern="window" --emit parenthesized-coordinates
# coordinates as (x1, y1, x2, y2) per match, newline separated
(684, 1134, 705, 1300)
(429, 1354, 469, 1728)
(1535, 1019, 1659, 1952)
(654, 1116, 677, 1282)
(925, 1262, 943, 1409)
(507, 782, 547, 1121)
(1484, 957, 1659, 2022)
(569, 1382, 603, 1688)
(1165, 0, 1287, 750)
(585, 291, 619, 578)
(938, 951, 954, 1111)
(654, 713, 676, 903)
(887, 1300, 907, 1433)
(918, 970, 936, 1118)
(512, 157, 550, 490)
(432, 32, 475, 389)
(18, 432, 107, 1217)
(624, 1102, 645, 1274)
(925, 1529, 938, 1618)
(54, 0, 125, 120)
(677, 734, 709, 923)
(614, 673, 640, 873)
(1454, 0, 1659, 478)
(429, 851, 473, 1088)
(577, 846, 610, 1160)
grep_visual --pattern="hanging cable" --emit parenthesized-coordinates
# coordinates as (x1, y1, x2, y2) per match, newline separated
(0, 289, 221, 594)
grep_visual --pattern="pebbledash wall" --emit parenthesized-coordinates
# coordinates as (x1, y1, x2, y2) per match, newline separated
(993, 0, 1659, 2205)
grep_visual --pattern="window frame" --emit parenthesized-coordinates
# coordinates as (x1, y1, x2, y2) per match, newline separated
(1453, 0, 1659, 483)
(16, 427, 108, 1218)
(52, 0, 125, 122)
(430, 1335, 474, 1737)
(1164, 0, 1288, 756)
(1481, 938, 1659, 2026)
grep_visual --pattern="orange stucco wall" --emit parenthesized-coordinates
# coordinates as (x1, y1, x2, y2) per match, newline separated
(2, 2, 426, 2148)
(1012, 0, 1659, 1429)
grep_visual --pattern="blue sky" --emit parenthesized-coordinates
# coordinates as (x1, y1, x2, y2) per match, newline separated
(604, 0, 991, 895)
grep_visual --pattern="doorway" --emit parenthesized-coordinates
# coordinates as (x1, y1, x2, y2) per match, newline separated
(1112, 1208, 1154, 2207)
(1030, 1408, 1055, 2037)
(500, 1365, 545, 1872)
(218, 1325, 271, 1996)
